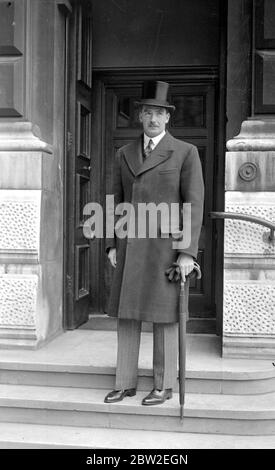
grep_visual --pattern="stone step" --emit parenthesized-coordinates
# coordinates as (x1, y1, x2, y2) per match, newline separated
(0, 422, 274, 449)
(0, 331, 274, 395)
(1, 364, 275, 395)
(81, 314, 217, 334)
(0, 384, 275, 435)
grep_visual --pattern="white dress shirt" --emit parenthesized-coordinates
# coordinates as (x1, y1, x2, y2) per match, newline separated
(143, 130, 166, 151)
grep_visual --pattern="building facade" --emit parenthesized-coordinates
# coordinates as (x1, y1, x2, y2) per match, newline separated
(0, 0, 274, 357)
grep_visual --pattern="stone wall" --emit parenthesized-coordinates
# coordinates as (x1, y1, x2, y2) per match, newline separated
(223, 121, 275, 357)
(0, 1, 66, 348)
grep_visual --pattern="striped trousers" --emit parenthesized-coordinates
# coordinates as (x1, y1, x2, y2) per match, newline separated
(115, 318, 178, 390)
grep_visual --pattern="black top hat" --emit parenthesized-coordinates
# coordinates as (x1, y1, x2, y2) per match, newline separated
(135, 81, 175, 111)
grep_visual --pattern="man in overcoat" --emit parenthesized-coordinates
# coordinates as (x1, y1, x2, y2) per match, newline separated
(104, 81, 204, 406)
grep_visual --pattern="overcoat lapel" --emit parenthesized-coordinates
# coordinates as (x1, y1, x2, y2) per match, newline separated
(123, 132, 174, 177)
(122, 137, 143, 176)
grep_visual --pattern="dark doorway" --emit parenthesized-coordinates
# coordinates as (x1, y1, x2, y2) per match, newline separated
(90, 69, 219, 333)
(64, 0, 226, 334)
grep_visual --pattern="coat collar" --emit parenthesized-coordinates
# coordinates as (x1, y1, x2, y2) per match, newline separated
(123, 131, 175, 177)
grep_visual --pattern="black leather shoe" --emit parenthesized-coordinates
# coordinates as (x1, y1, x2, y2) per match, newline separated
(104, 388, 136, 403)
(142, 388, 172, 406)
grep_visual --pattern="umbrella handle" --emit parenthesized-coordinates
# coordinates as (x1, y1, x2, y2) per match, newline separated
(192, 261, 201, 280)
(165, 261, 202, 284)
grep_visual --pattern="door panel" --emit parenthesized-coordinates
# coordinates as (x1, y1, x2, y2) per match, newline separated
(91, 76, 216, 330)
(169, 84, 215, 314)
(65, 1, 93, 329)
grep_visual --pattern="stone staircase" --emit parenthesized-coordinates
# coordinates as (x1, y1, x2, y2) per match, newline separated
(0, 330, 274, 448)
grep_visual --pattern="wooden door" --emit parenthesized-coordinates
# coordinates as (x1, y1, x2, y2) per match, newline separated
(64, 1, 93, 329)
(91, 73, 217, 333)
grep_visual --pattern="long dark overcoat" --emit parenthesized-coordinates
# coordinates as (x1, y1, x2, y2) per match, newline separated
(106, 131, 204, 323)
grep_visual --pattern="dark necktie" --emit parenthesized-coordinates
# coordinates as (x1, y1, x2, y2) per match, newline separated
(144, 139, 154, 159)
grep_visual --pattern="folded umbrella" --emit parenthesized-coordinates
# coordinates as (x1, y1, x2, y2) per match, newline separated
(165, 261, 201, 420)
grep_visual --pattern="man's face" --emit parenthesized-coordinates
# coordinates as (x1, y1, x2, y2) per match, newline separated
(139, 105, 170, 138)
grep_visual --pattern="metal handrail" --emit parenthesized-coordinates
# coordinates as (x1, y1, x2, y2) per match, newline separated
(209, 211, 275, 243)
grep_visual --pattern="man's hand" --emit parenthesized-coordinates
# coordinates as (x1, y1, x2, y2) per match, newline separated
(108, 248, 117, 268)
(177, 253, 194, 282)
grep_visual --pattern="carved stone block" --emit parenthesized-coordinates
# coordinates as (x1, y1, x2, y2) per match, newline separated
(0, 274, 37, 327)
(0, 190, 41, 254)
(226, 151, 275, 191)
(224, 280, 275, 336)
(224, 192, 275, 255)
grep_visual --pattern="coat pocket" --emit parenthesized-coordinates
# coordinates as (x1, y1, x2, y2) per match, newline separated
(158, 168, 178, 174)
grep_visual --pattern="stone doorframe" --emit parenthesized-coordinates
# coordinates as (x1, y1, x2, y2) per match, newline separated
(0, 0, 67, 349)
(223, 120, 275, 357)
(222, 0, 275, 357)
